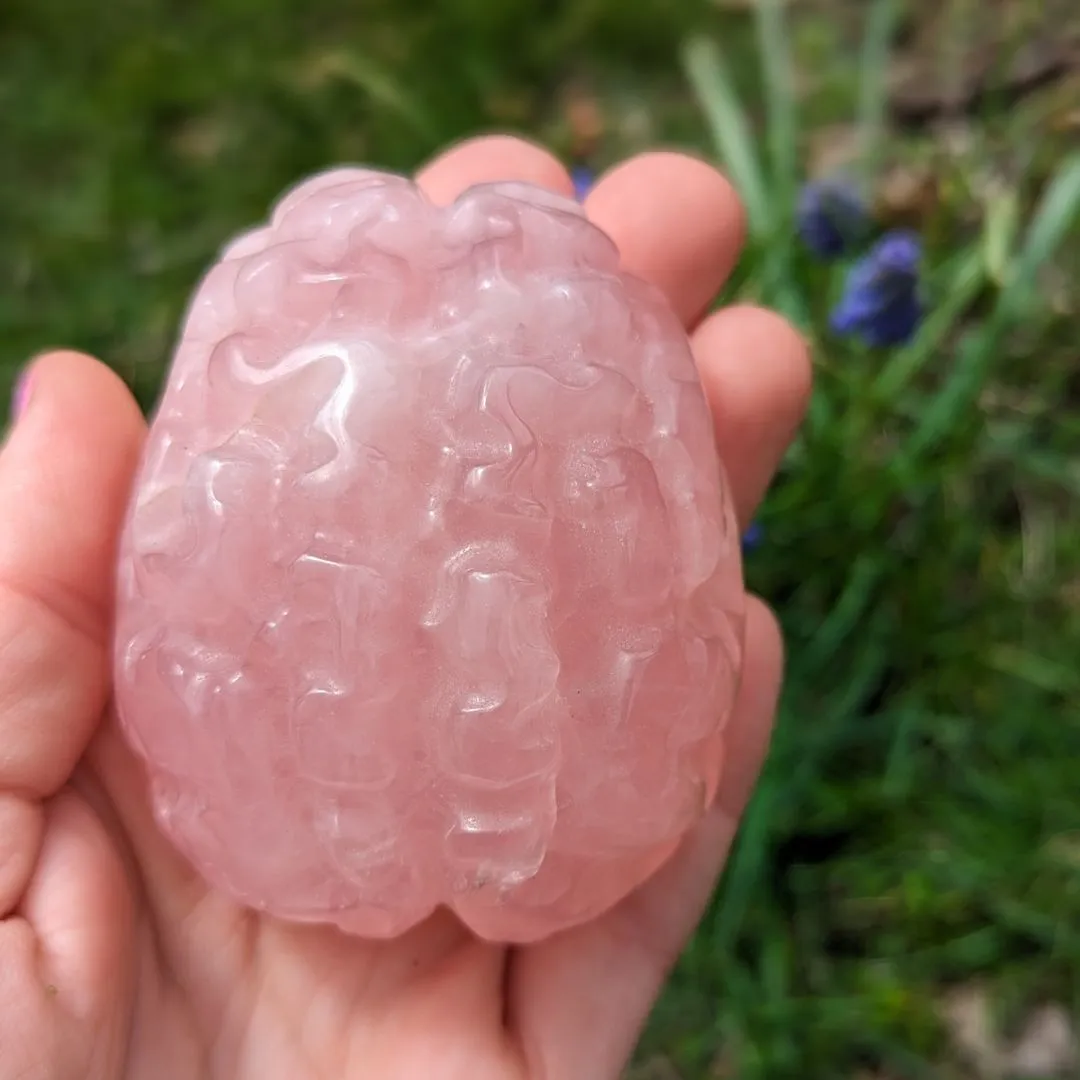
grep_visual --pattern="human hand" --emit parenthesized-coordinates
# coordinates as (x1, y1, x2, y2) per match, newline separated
(0, 136, 810, 1080)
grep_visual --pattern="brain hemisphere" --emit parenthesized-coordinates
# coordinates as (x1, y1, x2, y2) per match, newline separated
(114, 169, 745, 943)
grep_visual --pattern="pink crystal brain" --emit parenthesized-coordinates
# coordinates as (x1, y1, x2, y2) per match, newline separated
(113, 168, 745, 943)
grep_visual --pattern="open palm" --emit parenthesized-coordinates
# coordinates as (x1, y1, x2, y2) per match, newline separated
(0, 137, 810, 1080)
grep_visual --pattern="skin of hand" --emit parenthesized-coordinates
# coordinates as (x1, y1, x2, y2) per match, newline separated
(0, 136, 811, 1080)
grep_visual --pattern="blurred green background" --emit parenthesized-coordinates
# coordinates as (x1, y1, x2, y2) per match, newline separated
(2, 1, 1079, 1076)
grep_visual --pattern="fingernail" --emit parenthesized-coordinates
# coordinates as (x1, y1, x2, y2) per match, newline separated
(11, 369, 33, 420)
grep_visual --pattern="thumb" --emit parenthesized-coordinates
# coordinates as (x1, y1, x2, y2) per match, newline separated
(0, 351, 145, 799)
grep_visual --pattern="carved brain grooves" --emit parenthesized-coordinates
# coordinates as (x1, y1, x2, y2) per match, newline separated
(113, 169, 746, 943)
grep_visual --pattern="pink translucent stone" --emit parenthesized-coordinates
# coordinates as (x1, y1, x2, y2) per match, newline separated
(113, 168, 745, 943)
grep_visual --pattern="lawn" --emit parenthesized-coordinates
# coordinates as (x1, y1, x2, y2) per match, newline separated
(2, 0, 1079, 1076)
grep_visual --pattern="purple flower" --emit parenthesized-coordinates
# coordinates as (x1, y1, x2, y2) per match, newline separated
(741, 522, 764, 553)
(797, 176, 869, 259)
(571, 166, 594, 202)
(830, 231, 924, 348)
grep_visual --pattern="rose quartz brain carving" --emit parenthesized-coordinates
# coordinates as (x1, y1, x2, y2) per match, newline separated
(113, 168, 745, 943)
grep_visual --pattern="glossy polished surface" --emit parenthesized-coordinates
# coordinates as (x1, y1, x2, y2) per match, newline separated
(113, 169, 745, 942)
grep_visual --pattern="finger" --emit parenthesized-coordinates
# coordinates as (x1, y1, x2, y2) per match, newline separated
(14, 790, 134, 1022)
(0, 351, 145, 798)
(0, 794, 40, 916)
(693, 304, 813, 529)
(584, 151, 745, 329)
(510, 596, 783, 1080)
(415, 134, 574, 205)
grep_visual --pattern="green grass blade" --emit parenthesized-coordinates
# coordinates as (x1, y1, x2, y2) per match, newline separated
(856, 0, 901, 186)
(309, 49, 439, 143)
(882, 698, 928, 797)
(982, 186, 1021, 286)
(987, 644, 1080, 695)
(894, 329, 991, 471)
(997, 153, 1080, 321)
(753, 0, 798, 206)
(710, 770, 777, 949)
(682, 35, 771, 240)
(795, 553, 884, 676)
(713, 610, 893, 950)
(900, 154, 1080, 465)
(751, 0, 798, 308)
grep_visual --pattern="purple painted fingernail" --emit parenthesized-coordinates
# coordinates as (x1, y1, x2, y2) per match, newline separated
(11, 370, 33, 420)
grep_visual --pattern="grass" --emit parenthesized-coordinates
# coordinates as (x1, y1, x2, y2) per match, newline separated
(657, 8, 1080, 1075)
(3, 0, 1079, 1076)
